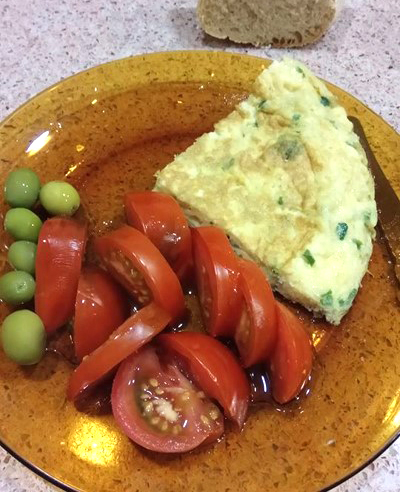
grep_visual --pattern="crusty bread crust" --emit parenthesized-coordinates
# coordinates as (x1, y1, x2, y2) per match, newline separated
(197, 0, 338, 47)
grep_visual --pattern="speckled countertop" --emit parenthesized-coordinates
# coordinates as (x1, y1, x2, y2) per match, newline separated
(0, 0, 399, 491)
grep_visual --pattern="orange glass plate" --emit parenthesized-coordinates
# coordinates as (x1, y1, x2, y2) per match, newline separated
(0, 51, 399, 492)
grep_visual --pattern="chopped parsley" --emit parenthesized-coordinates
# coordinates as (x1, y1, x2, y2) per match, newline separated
(258, 99, 267, 110)
(254, 120, 259, 128)
(222, 157, 234, 171)
(346, 140, 358, 149)
(320, 290, 333, 307)
(364, 211, 371, 224)
(296, 66, 305, 77)
(352, 239, 362, 250)
(292, 113, 301, 122)
(320, 96, 330, 107)
(338, 288, 358, 307)
(336, 222, 348, 240)
(302, 249, 315, 266)
(278, 196, 284, 205)
(277, 137, 300, 161)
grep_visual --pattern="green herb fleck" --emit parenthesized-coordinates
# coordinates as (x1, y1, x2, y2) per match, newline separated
(270, 267, 281, 284)
(346, 140, 358, 149)
(320, 96, 330, 107)
(278, 196, 284, 205)
(363, 211, 371, 223)
(320, 290, 333, 307)
(336, 222, 348, 240)
(222, 157, 234, 171)
(292, 113, 301, 122)
(277, 137, 300, 160)
(339, 288, 358, 307)
(302, 249, 315, 266)
(296, 66, 305, 77)
(352, 239, 362, 250)
(258, 99, 267, 110)
(254, 120, 259, 128)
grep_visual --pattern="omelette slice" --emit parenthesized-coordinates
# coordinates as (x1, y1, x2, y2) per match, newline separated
(155, 58, 377, 325)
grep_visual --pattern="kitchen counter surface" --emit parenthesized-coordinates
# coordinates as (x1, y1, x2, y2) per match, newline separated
(0, 0, 399, 491)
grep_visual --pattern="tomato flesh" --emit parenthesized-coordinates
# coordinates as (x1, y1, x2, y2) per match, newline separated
(94, 225, 185, 323)
(112, 345, 224, 453)
(74, 267, 130, 360)
(124, 191, 192, 282)
(35, 218, 86, 334)
(158, 332, 250, 428)
(67, 302, 171, 401)
(269, 302, 313, 404)
(192, 226, 241, 337)
(235, 258, 278, 367)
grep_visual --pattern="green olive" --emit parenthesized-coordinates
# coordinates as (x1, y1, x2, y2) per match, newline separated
(0, 271, 35, 304)
(4, 208, 42, 242)
(4, 168, 41, 208)
(39, 181, 80, 216)
(7, 241, 37, 275)
(1, 310, 46, 365)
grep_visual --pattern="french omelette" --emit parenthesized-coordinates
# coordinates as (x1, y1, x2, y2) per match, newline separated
(155, 59, 377, 325)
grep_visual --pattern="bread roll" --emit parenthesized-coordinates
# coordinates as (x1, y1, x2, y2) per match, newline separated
(197, 0, 343, 47)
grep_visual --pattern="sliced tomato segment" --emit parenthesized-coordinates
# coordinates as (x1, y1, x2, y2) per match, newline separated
(269, 302, 313, 404)
(67, 302, 171, 401)
(94, 225, 185, 323)
(158, 332, 250, 428)
(112, 345, 224, 453)
(235, 258, 278, 367)
(124, 191, 192, 282)
(74, 267, 130, 361)
(35, 218, 87, 334)
(192, 226, 241, 337)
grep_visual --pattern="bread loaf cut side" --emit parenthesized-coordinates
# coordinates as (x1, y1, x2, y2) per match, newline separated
(197, 0, 340, 47)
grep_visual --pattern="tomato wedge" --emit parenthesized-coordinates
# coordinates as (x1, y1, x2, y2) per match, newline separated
(124, 191, 192, 282)
(94, 226, 185, 323)
(269, 302, 313, 404)
(74, 267, 130, 361)
(234, 258, 278, 367)
(67, 302, 171, 401)
(112, 345, 224, 453)
(35, 218, 86, 334)
(192, 226, 241, 337)
(158, 332, 250, 428)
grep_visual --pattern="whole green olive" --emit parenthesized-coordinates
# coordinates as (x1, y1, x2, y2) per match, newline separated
(4, 168, 41, 208)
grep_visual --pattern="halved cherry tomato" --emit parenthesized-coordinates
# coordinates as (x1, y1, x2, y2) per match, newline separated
(235, 258, 278, 367)
(192, 226, 241, 337)
(269, 302, 313, 404)
(112, 344, 224, 453)
(35, 218, 86, 334)
(124, 191, 192, 282)
(94, 226, 185, 323)
(67, 302, 171, 401)
(158, 332, 250, 428)
(74, 267, 130, 361)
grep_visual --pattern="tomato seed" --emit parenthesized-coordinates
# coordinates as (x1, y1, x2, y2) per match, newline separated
(172, 425, 182, 435)
(200, 415, 210, 425)
(141, 383, 149, 391)
(155, 387, 164, 395)
(151, 416, 160, 425)
(161, 421, 168, 432)
(197, 391, 205, 399)
(209, 408, 219, 421)
(181, 392, 190, 401)
(140, 394, 150, 400)
(149, 378, 159, 387)
(143, 401, 154, 413)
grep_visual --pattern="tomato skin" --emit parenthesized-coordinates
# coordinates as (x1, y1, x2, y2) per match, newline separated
(112, 345, 224, 453)
(67, 302, 171, 401)
(124, 191, 192, 282)
(269, 302, 313, 404)
(192, 226, 241, 337)
(94, 225, 185, 323)
(235, 258, 278, 367)
(158, 331, 250, 428)
(74, 267, 130, 361)
(35, 218, 87, 334)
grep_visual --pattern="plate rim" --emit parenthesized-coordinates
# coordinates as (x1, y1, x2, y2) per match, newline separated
(0, 49, 399, 492)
